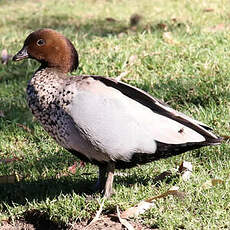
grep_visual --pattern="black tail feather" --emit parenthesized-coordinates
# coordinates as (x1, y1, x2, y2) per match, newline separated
(115, 138, 222, 169)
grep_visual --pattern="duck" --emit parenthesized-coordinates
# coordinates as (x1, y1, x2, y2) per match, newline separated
(13, 28, 222, 197)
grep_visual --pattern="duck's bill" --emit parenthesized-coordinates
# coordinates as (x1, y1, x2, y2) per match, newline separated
(12, 47, 29, 61)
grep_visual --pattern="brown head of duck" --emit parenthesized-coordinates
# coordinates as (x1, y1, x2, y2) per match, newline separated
(13, 28, 79, 73)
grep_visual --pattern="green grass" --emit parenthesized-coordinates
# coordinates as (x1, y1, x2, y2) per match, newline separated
(0, 0, 230, 229)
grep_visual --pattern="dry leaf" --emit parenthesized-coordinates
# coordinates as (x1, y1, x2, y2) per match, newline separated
(151, 52, 161, 56)
(1, 49, 11, 65)
(130, 14, 142, 27)
(178, 161, 193, 181)
(146, 186, 185, 202)
(204, 24, 227, 33)
(203, 8, 214, 12)
(68, 161, 77, 174)
(79, 161, 86, 168)
(85, 198, 105, 229)
(116, 71, 129, 81)
(56, 172, 68, 179)
(211, 179, 224, 186)
(114, 171, 129, 177)
(117, 206, 134, 230)
(118, 32, 126, 38)
(179, 161, 192, 172)
(122, 186, 185, 218)
(121, 201, 155, 219)
(166, 186, 186, 199)
(186, 24, 191, 33)
(202, 179, 225, 189)
(128, 55, 138, 65)
(57, 161, 85, 178)
(0, 174, 18, 184)
(158, 23, 168, 31)
(152, 170, 172, 183)
(180, 170, 192, 181)
(163, 32, 176, 44)
(105, 17, 117, 23)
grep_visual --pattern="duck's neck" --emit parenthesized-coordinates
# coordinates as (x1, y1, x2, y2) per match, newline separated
(27, 68, 66, 109)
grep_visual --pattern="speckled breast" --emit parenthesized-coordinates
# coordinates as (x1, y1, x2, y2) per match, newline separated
(26, 68, 76, 148)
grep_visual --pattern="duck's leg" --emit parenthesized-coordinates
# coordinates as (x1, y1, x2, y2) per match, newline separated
(94, 164, 107, 192)
(104, 161, 115, 198)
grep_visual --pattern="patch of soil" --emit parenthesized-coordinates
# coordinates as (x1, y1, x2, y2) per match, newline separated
(70, 215, 151, 230)
(1, 214, 152, 230)
(1, 209, 67, 230)
(0, 220, 35, 230)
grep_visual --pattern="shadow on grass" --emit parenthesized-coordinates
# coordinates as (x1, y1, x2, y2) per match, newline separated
(130, 75, 230, 111)
(0, 166, 158, 205)
(0, 176, 93, 205)
(22, 209, 68, 230)
(6, 11, 190, 39)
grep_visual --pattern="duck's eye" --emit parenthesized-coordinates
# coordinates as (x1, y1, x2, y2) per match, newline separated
(36, 39, 45, 46)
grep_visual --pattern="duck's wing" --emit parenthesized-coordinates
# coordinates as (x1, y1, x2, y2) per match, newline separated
(88, 75, 222, 144)
(67, 75, 222, 165)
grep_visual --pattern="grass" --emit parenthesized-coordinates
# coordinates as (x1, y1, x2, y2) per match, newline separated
(0, 0, 230, 229)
